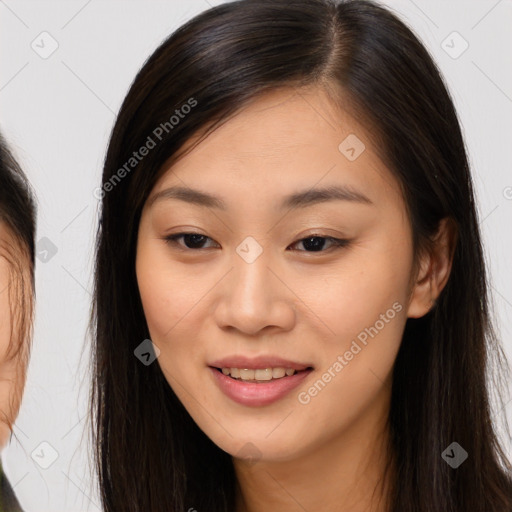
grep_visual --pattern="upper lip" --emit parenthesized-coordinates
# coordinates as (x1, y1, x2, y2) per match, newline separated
(209, 355, 313, 371)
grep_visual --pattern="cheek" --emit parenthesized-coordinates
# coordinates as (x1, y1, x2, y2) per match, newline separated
(137, 239, 192, 337)
(303, 237, 412, 346)
(295, 238, 412, 405)
(136, 241, 211, 381)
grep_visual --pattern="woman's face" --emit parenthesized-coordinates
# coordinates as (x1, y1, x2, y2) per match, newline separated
(136, 87, 429, 463)
(0, 223, 27, 449)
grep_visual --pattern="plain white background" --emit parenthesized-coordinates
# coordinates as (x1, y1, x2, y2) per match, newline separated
(1, 1, 511, 510)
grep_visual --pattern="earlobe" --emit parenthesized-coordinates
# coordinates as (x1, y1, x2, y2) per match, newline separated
(406, 217, 457, 319)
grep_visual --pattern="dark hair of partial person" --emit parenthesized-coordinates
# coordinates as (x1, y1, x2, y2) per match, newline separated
(88, 0, 512, 510)
(0, 131, 37, 436)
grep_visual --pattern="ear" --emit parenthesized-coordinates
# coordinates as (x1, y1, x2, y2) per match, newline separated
(406, 217, 457, 319)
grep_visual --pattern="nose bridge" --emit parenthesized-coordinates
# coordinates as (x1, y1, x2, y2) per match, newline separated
(215, 235, 294, 334)
(231, 235, 274, 305)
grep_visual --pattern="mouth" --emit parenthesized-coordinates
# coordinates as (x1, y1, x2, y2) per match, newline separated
(208, 365, 314, 406)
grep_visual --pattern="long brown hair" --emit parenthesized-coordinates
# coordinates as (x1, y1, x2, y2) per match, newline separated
(89, 1, 512, 510)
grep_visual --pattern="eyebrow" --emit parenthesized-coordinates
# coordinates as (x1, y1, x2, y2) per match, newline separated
(148, 184, 374, 210)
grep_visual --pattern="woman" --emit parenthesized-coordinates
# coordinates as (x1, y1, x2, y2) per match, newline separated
(0, 133, 36, 512)
(90, 0, 512, 510)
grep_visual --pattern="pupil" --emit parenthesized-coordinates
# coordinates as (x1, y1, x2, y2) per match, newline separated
(303, 237, 325, 252)
(185, 234, 206, 248)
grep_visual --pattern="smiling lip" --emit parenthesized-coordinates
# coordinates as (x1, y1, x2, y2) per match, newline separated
(208, 355, 314, 407)
(209, 367, 313, 406)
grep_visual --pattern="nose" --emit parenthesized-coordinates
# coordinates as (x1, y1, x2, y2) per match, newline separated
(213, 242, 296, 336)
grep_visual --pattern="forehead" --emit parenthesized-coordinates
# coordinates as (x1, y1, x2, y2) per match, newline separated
(150, 87, 402, 211)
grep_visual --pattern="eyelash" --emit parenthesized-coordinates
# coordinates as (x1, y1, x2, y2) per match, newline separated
(163, 232, 350, 254)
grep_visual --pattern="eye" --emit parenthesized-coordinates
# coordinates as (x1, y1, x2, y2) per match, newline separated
(288, 235, 350, 253)
(164, 232, 218, 250)
(164, 232, 350, 253)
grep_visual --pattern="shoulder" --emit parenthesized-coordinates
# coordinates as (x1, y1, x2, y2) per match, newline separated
(0, 464, 24, 512)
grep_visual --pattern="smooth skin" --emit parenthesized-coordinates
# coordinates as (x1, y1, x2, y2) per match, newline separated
(136, 86, 455, 512)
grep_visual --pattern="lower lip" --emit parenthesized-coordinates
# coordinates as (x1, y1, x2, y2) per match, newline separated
(208, 367, 313, 407)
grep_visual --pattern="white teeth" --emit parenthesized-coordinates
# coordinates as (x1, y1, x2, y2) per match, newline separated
(239, 369, 255, 380)
(220, 367, 298, 381)
(255, 369, 273, 381)
(272, 367, 286, 379)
